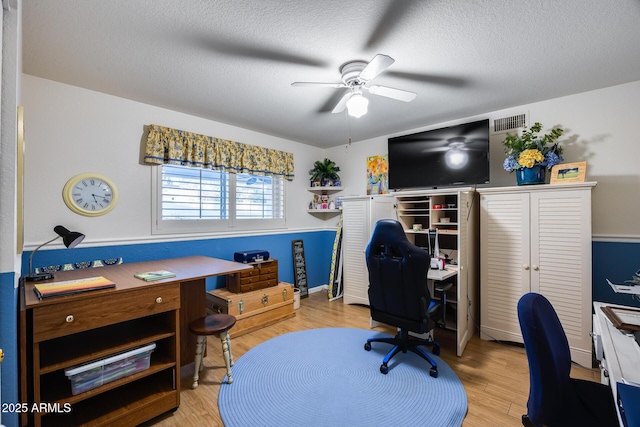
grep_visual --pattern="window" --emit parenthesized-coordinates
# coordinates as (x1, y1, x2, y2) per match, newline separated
(153, 164, 285, 234)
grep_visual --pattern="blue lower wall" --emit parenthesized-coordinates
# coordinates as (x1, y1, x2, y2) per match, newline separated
(1, 272, 18, 427)
(593, 241, 640, 307)
(21, 230, 336, 291)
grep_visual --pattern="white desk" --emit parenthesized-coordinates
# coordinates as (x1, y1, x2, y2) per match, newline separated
(428, 267, 458, 282)
(593, 301, 640, 426)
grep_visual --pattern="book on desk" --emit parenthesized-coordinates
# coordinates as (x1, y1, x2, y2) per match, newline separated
(34, 276, 115, 299)
(134, 270, 176, 281)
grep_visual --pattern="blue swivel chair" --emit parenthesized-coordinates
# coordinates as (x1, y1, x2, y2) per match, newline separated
(363, 219, 442, 377)
(517, 292, 618, 427)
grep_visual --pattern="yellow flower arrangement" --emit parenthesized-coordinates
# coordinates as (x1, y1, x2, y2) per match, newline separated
(502, 122, 564, 172)
(518, 149, 545, 168)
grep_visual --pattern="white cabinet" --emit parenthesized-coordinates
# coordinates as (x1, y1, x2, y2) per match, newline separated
(341, 195, 396, 305)
(478, 182, 596, 367)
(341, 188, 479, 357)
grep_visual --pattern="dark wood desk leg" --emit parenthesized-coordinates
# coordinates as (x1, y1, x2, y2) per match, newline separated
(180, 278, 206, 366)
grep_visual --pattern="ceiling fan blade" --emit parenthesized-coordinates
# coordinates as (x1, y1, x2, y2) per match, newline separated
(367, 85, 416, 102)
(318, 89, 351, 113)
(386, 71, 467, 88)
(332, 92, 352, 114)
(191, 36, 326, 67)
(291, 82, 346, 88)
(358, 54, 395, 82)
(364, 0, 419, 49)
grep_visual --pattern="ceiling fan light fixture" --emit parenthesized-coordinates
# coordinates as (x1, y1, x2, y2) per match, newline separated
(346, 92, 368, 118)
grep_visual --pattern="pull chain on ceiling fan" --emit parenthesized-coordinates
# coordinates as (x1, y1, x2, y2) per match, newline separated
(291, 54, 417, 118)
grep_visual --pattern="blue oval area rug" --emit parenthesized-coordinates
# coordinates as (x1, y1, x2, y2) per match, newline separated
(219, 327, 467, 427)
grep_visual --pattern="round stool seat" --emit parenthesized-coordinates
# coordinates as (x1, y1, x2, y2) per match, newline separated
(189, 313, 237, 388)
(189, 313, 236, 336)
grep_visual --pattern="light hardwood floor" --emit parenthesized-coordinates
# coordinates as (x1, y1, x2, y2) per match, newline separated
(143, 291, 600, 427)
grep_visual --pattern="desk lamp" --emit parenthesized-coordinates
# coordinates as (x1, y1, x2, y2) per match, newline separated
(26, 225, 85, 282)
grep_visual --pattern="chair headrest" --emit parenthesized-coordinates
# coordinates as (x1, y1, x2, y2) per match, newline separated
(368, 219, 409, 247)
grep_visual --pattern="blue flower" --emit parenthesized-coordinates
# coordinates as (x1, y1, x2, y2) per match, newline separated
(541, 152, 563, 169)
(503, 156, 519, 172)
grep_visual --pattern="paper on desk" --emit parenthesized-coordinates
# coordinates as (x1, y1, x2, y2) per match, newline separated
(621, 332, 640, 387)
(607, 278, 640, 295)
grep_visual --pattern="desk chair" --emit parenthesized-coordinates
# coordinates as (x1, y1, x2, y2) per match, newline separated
(363, 219, 442, 377)
(188, 313, 236, 388)
(517, 293, 618, 427)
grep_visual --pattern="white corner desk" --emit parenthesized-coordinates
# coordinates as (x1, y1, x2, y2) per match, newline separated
(593, 301, 640, 427)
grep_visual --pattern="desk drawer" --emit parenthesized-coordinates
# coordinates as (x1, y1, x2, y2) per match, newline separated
(32, 284, 180, 342)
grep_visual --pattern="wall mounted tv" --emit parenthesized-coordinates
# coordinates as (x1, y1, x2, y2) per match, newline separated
(388, 118, 490, 190)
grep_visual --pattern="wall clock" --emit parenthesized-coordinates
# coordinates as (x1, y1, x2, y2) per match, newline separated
(62, 173, 119, 216)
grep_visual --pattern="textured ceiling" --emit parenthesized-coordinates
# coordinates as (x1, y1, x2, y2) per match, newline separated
(22, 0, 640, 148)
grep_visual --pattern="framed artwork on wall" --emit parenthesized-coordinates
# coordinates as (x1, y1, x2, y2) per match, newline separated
(366, 154, 389, 195)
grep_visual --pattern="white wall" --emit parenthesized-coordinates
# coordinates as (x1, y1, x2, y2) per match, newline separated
(22, 75, 330, 248)
(1, 0, 21, 273)
(326, 80, 640, 240)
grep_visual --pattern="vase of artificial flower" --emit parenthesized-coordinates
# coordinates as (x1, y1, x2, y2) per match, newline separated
(515, 164, 546, 185)
(502, 122, 564, 186)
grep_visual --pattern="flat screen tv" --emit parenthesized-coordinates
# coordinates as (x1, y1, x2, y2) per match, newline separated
(388, 118, 490, 190)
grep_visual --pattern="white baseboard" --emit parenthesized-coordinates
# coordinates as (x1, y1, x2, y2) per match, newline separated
(309, 285, 328, 294)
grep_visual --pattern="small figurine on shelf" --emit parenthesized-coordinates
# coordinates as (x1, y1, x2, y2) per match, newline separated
(335, 197, 343, 209)
(329, 201, 336, 210)
(320, 194, 330, 209)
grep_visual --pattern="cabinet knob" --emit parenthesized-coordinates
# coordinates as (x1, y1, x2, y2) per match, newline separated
(523, 264, 530, 270)
(532, 265, 539, 271)
(65, 315, 74, 323)
(156, 297, 163, 304)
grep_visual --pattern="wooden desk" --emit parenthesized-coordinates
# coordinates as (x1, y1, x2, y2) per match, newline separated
(20, 255, 252, 427)
(593, 301, 640, 426)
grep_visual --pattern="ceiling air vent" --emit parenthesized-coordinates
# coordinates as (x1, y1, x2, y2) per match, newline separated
(493, 114, 526, 133)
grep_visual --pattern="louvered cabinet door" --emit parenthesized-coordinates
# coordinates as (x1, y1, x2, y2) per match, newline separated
(342, 197, 372, 305)
(530, 189, 593, 366)
(341, 196, 396, 305)
(480, 192, 531, 342)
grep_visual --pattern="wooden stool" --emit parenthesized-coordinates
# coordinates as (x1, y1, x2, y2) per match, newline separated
(188, 313, 237, 388)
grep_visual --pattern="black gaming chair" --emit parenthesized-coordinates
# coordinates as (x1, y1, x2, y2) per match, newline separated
(517, 292, 618, 427)
(363, 219, 442, 377)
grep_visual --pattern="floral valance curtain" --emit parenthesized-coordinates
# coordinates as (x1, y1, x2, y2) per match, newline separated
(144, 124, 295, 180)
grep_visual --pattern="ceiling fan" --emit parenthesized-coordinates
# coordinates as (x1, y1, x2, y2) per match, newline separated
(291, 54, 417, 118)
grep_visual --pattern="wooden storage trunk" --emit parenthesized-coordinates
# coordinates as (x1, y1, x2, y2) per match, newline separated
(226, 259, 278, 293)
(206, 282, 295, 337)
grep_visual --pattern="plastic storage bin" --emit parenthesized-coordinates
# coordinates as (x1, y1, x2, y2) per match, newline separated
(65, 343, 155, 395)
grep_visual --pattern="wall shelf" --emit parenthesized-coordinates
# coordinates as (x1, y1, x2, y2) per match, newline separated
(307, 186, 343, 217)
(308, 186, 343, 193)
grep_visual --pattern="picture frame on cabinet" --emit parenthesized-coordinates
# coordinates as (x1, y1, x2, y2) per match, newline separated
(550, 161, 587, 184)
